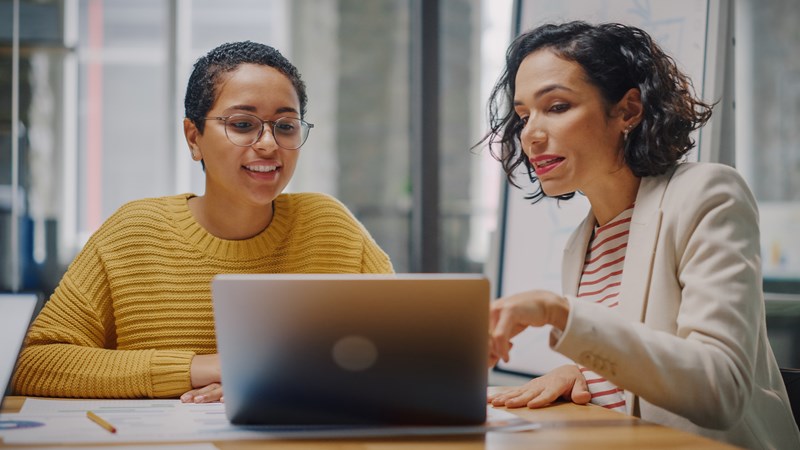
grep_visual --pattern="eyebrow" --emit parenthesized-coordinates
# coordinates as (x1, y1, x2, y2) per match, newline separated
(224, 104, 299, 115)
(513, 84, 575, 106)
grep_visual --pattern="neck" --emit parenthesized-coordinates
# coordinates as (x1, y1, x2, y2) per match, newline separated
(188, 194, 274, 240)
(584, 166, 640, 227)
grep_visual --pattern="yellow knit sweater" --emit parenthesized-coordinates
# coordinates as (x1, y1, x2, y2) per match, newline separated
(13, 193, 393, 399)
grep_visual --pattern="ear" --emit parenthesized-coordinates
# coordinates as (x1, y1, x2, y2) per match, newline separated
(616, 88, 643, 129)
(183, 118, 203, 161)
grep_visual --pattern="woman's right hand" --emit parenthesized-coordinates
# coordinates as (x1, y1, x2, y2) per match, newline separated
(489, 290, 569, 364)
(487, 364, 591, 409)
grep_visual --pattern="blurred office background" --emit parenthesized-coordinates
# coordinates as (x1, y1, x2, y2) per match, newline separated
(0, 0, 511, 292)
(1, 0, 799, 367)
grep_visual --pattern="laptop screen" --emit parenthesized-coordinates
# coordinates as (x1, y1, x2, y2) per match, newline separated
(0, 293, 39, 403)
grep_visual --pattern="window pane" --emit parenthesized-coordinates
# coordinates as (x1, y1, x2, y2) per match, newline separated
(189, 0, 288, 55)
(439, 0, 478, 272)
(76, 0, 170, 236)
(291, 0, 412, 271)
(737, 0, 800, 287)
(736, 0, 800, 368)
(439, 0, 511, 274)
(1, 0, 67, 293)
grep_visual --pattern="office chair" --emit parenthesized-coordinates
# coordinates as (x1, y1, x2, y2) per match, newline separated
(781, 368, 800, 427)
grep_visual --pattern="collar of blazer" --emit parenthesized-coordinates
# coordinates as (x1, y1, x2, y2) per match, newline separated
(561, 165, 680, 323)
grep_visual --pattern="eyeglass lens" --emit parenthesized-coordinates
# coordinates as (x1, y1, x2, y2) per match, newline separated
(224, 114, 309, 149)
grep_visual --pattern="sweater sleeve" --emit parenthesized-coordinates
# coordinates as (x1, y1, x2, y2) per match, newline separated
(361, 235, 394, 274)
(12, 241, 195, 399)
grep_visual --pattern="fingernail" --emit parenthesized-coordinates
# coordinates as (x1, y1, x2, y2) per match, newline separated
(194, 395, 205, 403)
(180, 394, 191, 402)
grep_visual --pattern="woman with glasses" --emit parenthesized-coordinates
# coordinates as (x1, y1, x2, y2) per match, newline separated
(482, 22, 799, 448)
(13, 41, 393, 403)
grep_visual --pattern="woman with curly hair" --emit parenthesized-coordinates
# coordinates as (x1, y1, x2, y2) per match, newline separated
(484, 21, 799, 448)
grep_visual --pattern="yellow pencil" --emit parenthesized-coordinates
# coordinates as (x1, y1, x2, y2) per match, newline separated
(86, 411, 117, 434)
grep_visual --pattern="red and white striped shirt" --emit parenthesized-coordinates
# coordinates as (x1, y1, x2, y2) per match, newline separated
(576, 204, 634, 413)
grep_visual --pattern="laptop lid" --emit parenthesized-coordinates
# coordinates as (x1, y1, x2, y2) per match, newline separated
(212, 274, 489, 426)
(0, 293, 39, 404)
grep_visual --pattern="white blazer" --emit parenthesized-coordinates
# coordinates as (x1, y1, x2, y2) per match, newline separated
(553, 163, 800, 449)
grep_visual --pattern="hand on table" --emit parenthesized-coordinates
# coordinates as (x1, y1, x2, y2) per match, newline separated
(181, 382, 223, 403)
(182, 353, 223, 403)
(488, 364, 591, 408)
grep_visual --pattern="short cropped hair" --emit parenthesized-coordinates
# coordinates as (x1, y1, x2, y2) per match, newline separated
(184, 41, 308, 133)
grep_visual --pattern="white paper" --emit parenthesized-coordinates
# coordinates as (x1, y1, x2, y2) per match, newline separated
(1, 399, 539, 444)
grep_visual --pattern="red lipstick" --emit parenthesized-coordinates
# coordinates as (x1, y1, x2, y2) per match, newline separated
(530, 154, 565, 176)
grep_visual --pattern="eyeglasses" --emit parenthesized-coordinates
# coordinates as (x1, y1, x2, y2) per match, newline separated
(202, 113, 314, 149)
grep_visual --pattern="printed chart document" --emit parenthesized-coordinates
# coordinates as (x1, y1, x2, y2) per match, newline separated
(0, 399, 539, 445)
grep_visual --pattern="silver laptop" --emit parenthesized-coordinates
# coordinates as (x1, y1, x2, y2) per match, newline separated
(0, 293, 39, 404)
(212, 274, 489, 426)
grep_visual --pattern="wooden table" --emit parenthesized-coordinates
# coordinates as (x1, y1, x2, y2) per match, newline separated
(1, 390, 738, 449)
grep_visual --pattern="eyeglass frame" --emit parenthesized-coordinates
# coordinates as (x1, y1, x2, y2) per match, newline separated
(201, 113, 314, 150)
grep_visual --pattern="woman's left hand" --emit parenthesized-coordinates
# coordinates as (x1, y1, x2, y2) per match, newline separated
(488, 364, 590, 408)
(180, 382, 224, 403)
(183, 352, 223, 403)
(489, 290, 569, 364)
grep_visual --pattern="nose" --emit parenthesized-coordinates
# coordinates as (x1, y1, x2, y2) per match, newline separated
(253, 125, 279, 152)
(519, 117, 546, 155)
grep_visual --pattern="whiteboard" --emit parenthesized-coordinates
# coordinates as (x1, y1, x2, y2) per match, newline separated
(495, 0, 723, 376)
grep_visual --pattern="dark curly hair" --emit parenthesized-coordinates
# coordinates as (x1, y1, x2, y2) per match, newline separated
(184, 41, 308, 133)
(480, 21, 713, 202)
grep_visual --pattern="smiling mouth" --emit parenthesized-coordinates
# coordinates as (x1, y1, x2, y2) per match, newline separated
(244, 164, 279, 173)
(534, 157, 564, 169)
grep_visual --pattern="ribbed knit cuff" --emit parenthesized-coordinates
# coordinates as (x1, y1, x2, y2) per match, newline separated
(150, 350, 195, 398)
